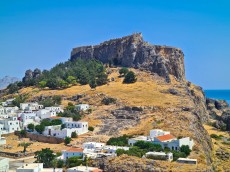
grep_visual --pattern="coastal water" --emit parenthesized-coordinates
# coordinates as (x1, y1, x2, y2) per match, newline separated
(205, 90, 230, 105)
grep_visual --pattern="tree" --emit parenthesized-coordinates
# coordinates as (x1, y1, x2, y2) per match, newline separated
(38, 80, 47, 88)
(19, 130, 26, 138)
(18, 142, 33, 153)
(123, 71, 137, 84)
(27, 123, 35, 131)
(71, 131, 77, 138)
(12, 94, 29, 107)
(61, 124, 66, 130)
(66, 76, 77, 85)
(53, 95, 62, 105)
(7, 83, 19, 94)
(64, 136, 72, 145)
(50, 119, 62, 126)
(119, 67, 129, 76)
(35, 148, 56, 167)
(180, 145, 191, 156)
(56, 159, 64, 168)
(66, 156, 83, 168)
(59, 79, 69, 88)
(46, 78, 60, 89)
(116, 149, 126, 156)
(88, 126, 94, 131)
(35, 124, 45, 134)
(134, 141, 163, 152)
(107, 135, 129, 146)
(89, 78, 97, 89)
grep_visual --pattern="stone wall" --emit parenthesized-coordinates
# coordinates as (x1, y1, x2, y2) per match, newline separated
(70, 33, 185, 82)
(15, 131, 64, 144)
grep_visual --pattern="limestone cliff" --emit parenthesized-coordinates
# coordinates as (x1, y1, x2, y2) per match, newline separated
(70, 33, 185, 82)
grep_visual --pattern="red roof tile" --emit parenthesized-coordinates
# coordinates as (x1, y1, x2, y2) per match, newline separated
(156, 134, 176, 142)
(49, 116, 61, 119)
(66, 147, 84, 152)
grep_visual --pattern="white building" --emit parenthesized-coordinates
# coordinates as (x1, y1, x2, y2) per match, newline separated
(145, 152, 173, 161)
(61, 147, 84, 160)
(67, 166, 102, 172)
(65, 121, 88, 133)
(177, 158, 197, 165)
(128, 129, 194, 151)
(0, 158, 9, 172)
(45, 106, 63, 113)
(75, 104, 90, 111)
(128, 136, 150, 146)
(103, 145, 129, 154)
(16, 163, 63, 172)
(20, 103, 43, 111)
(0, 117, 20, 134)
(82, 142, 105, 150)
(4, 106, 19, 114)
(37, 109, 56, 119)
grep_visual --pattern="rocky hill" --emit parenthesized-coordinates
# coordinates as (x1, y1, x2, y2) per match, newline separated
(71, 33, 185, 83)
(0, 76, 20, 90)
(2, 34, 230, 171)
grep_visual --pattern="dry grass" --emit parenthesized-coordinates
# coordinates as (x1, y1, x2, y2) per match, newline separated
(204, 124, 230, 172)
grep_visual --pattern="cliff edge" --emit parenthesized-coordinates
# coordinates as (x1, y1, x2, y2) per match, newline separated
(70, 33, 185, 82)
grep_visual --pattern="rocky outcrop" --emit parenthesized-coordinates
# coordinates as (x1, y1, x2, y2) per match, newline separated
(22, 68, 41, 83)
(70, 33, 185, 82)
(206, 98, 230, 131)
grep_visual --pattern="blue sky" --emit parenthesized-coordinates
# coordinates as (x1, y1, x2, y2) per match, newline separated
(0, 0, 230, 89)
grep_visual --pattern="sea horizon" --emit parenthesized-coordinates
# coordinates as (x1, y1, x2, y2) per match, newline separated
(204, 89, 230, 105)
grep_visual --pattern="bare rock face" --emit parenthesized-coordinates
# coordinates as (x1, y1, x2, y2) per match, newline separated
(70, 33, 185, 82)
(22, 68, 41, 83)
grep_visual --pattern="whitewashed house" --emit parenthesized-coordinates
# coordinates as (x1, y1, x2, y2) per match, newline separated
(82, 142, 105, 150)
(0, 158, 9, 172)
(20, 102, 43, 111)
(16, 163, 63, 172)
(18, 112, 37, 129)
(128, 136, 150, 146)
(37, 109, 56, 119)
(65, 121, 88, 134)
(0, 117, 20, 134)
(103, 145, 130, 154)
(4, 106, 19, 114)
(75, 104, 90, 111)
(128, 129, 194, 151)
(67, 166, 102, 172)
(61, 147, 84, 160)
(177, 158, 197, 165)
(0, 114, 8, 119)
(6, 98, 15, 105)
(43, 121, 88, 138)
(45, 106, 63, 113)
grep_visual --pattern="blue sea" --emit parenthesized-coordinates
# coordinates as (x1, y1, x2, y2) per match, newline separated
(205, 90, 230, 105)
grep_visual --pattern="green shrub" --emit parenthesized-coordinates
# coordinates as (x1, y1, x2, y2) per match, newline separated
(88, 126, 94, 131)
(119, 67, 129, 76)
(101, 97, 116, 105)
(123, 71, 137, 84)
(107, 135, 129, 146)
(71, 131, 77, 138)
(180, 145, 191, 156)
